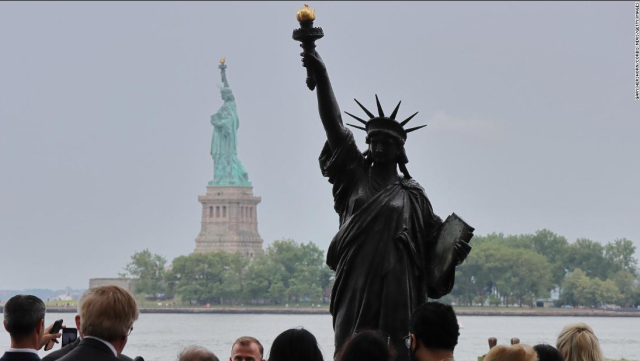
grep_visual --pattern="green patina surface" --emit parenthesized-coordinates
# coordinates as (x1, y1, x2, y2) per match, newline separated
(208, 63, 251, 187)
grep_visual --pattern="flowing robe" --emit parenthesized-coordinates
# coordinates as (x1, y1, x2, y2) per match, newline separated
(319, 130, 456, 359)
(210, 89, 250, 186)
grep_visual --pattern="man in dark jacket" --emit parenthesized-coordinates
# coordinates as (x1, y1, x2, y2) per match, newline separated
(42, 337, 134, 361)
(57, 286, 139, 361)
(42, 289, 138, 361)
(1, 295, 62, 361)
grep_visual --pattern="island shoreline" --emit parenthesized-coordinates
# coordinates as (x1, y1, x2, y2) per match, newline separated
(23, 306, 640, 317)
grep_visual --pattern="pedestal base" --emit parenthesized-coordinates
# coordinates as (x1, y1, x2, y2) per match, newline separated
(194, 186, 263, 258)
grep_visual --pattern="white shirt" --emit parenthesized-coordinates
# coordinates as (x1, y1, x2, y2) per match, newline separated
(6, 348, 39, 355)
(83, 336, 118, 357)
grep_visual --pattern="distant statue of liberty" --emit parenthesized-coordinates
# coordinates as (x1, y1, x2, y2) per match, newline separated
(209, 58, 251, 186)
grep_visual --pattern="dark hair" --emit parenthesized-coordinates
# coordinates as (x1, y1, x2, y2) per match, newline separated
(3, 295, 46, 340)
(232, 336, 264, 358)
(409, 302, 459, 351)
(534, 344, 565, 361)
(268, 328, 323, 361)
(337, 330, 395, 361)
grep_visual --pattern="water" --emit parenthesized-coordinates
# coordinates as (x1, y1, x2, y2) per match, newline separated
(1, 313, 639, 361)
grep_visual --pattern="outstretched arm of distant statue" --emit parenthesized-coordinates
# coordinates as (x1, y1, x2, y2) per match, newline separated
(301, 50, 347, 151)
(221, 68, 230, 88)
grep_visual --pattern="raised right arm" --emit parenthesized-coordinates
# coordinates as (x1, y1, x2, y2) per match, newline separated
(303, 51, 347, 151)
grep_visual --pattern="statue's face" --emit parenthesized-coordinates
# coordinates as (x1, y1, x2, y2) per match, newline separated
(222, 92, 233, 101)
(369, 134, 400, 164)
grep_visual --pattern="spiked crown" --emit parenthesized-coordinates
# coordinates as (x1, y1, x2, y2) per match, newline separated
(345, 95, 426, 145)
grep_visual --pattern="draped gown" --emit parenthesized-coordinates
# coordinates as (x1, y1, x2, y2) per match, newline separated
(320, 130, 457, 360)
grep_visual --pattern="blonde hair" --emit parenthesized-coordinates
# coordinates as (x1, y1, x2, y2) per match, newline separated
(484, 344, 538, 361)
(556, 323, 604, 361)
(80, 285, 139, 342)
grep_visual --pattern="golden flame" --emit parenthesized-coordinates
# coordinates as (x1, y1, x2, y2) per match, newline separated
(219, 58, 226, 65)
(296, 4, 315, 22)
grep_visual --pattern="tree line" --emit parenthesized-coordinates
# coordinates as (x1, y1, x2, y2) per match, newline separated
(122, 239, 332, 305)
(448, 230, 640, 308)
(122, 230, 640, 308)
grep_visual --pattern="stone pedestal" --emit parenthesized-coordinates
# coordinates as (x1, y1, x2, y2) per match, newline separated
(194, 186, 263, 258)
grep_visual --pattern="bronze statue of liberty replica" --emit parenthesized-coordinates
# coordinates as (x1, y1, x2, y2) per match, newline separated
(293, 5, 474, 360)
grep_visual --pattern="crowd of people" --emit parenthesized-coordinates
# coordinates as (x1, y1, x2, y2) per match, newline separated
(2, 286, 607, 361)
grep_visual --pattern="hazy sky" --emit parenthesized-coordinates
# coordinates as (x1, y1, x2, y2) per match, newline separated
(1, 2, 638, 290)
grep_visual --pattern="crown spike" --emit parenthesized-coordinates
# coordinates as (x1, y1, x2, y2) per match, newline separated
(375, 94, 384, 117)
(405, 124, 427, 133)
(344, 111, 368, 125)
(354, 98, 375, 119)
(400, 111, 419, 126)
(346, 123, 367, 131)
(390, 101, 402, 120)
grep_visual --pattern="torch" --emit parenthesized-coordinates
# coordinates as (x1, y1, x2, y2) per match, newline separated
(292, 4, 324, 91)
(219, 58, 229, 88)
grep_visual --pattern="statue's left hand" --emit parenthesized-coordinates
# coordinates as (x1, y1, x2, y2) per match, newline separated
(453, 240, 472, 266)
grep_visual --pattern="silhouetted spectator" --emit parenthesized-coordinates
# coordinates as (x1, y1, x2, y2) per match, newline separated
(556, 323, 604, 361)
(1, 295, 62, 361)
(405, 302, 459, 361)
(533, 344, 564, 361)
(267, 328, 323, 361)
(484, 344, 537, 361)
(177, 346, 218, 361)
(337, 330, 394, 361)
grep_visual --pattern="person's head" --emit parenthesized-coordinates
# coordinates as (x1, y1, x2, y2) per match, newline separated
(2, 295, 46, 347)
(409, 302, 459, 354)
(556, 323, 604, 361)
(230, 336, 264, 361)
(533, 344, 565, 361)
(79, 286, 139, 344)
(178, 345, 220, 361)
(338, 330, 394, 361)
(483, 344, 538, 361)
(268, 328, 323, 361)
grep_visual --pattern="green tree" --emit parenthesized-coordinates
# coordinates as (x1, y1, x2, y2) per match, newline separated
(560, 268, 620, 307)
(564, 238, 609, 280)
(613, 270, 639, 307)
(595, 278, 619, 306)
(454, 244, 504, 306)
(605, 238, 638, 276)
(243, 254, 279, 302)
(559, 268, 588, 307)
(265, 239, 332, 302)
(528, 229, 569, 290)
(123, 249, 167, 296)
(167, 252, 249, 305)
(493, 248, 553, 307)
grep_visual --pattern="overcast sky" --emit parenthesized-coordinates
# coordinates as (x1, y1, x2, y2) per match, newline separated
(1, 2, 638, 290)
